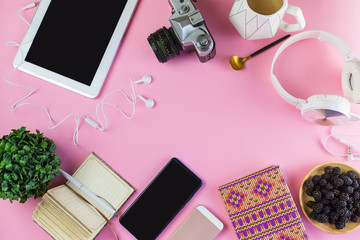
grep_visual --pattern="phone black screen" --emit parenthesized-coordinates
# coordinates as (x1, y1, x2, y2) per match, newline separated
(119, 158, 202, 239)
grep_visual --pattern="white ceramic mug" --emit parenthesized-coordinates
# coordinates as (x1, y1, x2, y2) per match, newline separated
(229, 0, 305, 40)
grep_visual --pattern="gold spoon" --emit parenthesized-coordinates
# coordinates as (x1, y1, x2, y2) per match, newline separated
(230, 34, 290, 71)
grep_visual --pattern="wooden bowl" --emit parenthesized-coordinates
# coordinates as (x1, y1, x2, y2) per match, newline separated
(299, 162, 360, 234)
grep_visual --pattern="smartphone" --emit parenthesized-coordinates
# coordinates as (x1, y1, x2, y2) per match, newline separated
(119, 158, 202, 239)
(168, 205, 223, 240)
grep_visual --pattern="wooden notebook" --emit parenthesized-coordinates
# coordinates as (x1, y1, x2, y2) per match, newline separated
(33, 152, 135, 240)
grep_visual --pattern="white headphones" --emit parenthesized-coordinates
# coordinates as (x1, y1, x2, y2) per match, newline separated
(271, 30, 360, 126)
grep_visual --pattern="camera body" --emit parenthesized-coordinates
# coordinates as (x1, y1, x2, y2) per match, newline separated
(148, 0, 216, 63)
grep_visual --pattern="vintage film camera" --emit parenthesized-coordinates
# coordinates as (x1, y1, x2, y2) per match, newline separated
(147, 0, 216, 63)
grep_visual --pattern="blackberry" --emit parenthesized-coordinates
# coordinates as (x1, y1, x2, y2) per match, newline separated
(353, 191, 360, 201)
(348, 198, 354, 205)
(322, 206, 331, 215)
(337, 207, 347, 216)
(355, 208, 360, 216)
(351, 215, 359, 223)
(332, 167, 341, 175)
(329, 217, 336, 224)
(333, 177, 344, 188)
(304, 179, 315, 189)
(329, 211, 339, 220)
(319, 178, 327, 187)
(341, 175, 353, 186)
(340, 192, 350, 201)
(312, 175, 321, 183)
(317, 213, 329, 223)
(344, 209, 352, 217)
(352, 180, 360, 189)
(306, 201, 315, 208)
(337, 200, 347, 209)
(330, 175, 338, 183)
(331, 198, 339, 207)
(321, 173, 332, 181)
(354, 200, 360, 209)
(343, 186, 354, 194)
(305, 189, 313, 197)
(339, 215, 350, 223)
(347, 170, 358, 180)
(324, 166, 333, 174)
(325, 191, 335, 200)
(312, 202, 323, 213)
(320, 199, 330, 206)
(320, 188, 328, 196)
(309, 211, 317, 220)
(325, 183, 334, 190)
(333, 189, 341, 197)
(339, 173, 346, 179)
(313, 190, 322, 201)
(335, 221, 346, 230)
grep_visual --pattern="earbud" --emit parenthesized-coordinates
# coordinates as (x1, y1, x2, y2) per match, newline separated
(134, 75, 152, 84)
(137, 95, 155, 108)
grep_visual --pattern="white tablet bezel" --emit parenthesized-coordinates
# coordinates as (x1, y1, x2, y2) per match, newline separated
(13, 0, 138, 98)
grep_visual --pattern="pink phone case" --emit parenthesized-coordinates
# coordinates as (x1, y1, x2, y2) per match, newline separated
(169, 206, 223, 240)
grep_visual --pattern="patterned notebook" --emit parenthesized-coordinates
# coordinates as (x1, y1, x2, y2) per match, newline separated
(218, 165, 309, 240)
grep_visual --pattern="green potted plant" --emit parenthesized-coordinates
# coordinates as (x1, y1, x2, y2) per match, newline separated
(0, 127, 61, 203)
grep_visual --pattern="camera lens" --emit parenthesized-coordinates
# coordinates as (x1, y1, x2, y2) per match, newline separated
(147, 27, 181, 63)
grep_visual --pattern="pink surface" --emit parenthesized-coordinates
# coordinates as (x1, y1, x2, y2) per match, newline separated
(1, 0, 360, 239)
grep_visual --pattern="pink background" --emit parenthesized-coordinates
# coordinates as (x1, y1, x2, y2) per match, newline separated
(1, 0, 360, 239)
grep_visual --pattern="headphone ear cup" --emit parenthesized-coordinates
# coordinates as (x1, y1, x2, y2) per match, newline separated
(342, 60, 360, 103)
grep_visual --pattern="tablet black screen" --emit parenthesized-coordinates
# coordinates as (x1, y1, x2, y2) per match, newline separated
(25, 0, 127, 86)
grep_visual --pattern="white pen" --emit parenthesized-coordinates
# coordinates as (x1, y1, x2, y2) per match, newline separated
(60, 170, 116, 216)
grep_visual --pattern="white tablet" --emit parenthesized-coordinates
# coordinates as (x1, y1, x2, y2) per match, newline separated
(13, 0, 138, 98)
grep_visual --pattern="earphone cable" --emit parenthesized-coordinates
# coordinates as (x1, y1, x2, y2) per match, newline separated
(18, 1, 40, 25)
(323, 125, 360, 159)
(4, 46, 138, 145)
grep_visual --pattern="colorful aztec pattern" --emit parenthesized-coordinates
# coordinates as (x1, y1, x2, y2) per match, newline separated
(218, 165, 309, 240)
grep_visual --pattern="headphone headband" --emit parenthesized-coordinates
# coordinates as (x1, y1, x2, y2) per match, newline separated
(271, 30, 355, 107)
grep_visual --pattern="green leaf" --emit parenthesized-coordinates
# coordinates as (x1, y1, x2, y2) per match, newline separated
(19, 160, 26, 167)
(13, 164, 20, 172)
(1, 181, 8, 192)
(4, 173, 11, 181)
(0, 161, 5, 169)
(5, 142, 12, 152)
(12, 173, 18, 181)
(10, 146, 18, 153)
(0, 192, 6, 199)
(35, 164, 41, 171)
(41, 141, 48, 149)
(0, 141, 5, 150)
(5, 163, 13, 171)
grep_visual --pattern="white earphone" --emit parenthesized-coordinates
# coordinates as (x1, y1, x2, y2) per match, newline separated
(271, 30, 360, 126)
(137, 95, 155, 108)
(134, 75, 152, 84)
(133, 75, 155, 108)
